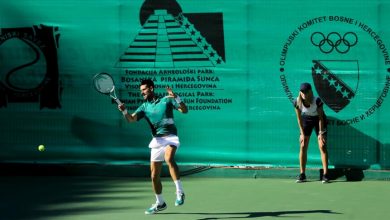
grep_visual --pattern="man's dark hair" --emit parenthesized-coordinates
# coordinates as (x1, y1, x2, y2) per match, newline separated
(140, 79, 154, 88)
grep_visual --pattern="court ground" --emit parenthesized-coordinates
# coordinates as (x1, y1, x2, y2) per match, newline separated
(1, 166, 389, 220)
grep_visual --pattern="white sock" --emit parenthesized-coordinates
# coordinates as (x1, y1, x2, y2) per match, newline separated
(174, 180, 184, 195)
(155, 194, 164, 205)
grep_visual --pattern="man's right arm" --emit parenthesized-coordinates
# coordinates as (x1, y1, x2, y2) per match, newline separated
(123, 112, 137, 122)
(118, 104, 137, 122)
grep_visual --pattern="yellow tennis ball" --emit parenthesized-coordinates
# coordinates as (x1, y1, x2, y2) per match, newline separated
(38, 145, 45, 152)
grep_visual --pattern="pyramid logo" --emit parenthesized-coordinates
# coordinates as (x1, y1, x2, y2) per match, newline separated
(312, 60, 359, 112)
(117, 9, 225, 68)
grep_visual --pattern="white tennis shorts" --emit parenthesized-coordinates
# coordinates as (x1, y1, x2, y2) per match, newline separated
(149, 135, 180, 162)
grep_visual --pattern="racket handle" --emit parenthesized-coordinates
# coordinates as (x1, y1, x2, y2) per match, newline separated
(114, 98, 123, 105)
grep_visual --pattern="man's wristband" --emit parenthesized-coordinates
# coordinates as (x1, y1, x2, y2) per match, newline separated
(122, 109, 128, 115)
(175, 95, 182, 104)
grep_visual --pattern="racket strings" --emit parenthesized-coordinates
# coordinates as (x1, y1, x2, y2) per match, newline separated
(93, 74, 115, 94)
(93, 73, 122, 103)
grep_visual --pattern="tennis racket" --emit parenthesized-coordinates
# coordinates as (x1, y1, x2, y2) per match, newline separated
(92, 72, 123, 105)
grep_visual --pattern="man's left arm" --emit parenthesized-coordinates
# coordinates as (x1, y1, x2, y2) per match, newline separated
(166, 87, 188, 114)
(176, 100, 188, 113)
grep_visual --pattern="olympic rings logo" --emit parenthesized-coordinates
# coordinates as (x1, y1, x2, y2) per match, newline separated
(310, 32, 358, 54)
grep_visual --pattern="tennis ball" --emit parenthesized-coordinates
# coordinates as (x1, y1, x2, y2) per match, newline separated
(38, 144, 45, 152)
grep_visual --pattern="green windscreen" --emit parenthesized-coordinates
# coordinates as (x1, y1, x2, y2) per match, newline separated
(1, 0, 390, 170)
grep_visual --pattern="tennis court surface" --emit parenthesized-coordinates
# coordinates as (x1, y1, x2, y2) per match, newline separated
(1, 165, 389, 220)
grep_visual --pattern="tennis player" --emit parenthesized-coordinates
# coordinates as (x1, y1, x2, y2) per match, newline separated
(294, 82, 329, 183)
(118, 79, 188, 214)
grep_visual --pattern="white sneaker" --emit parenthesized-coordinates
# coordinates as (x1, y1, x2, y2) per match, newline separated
(175, 193, 185, 206)
(144, 202, 167, 214)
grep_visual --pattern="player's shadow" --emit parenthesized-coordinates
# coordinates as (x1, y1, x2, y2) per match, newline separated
(325, 116, 390, 181)
(0, 176, 146, 220)
(162, 209, 340, 219)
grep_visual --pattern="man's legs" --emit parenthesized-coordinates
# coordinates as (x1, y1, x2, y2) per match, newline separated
(165, 145, 185, 206)
(150, 161, 163, 196)
(145, 161, 167, 214)
(165, 145, 180, 181)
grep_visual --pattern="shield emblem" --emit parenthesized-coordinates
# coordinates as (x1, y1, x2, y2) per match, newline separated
(312, 60, 359, 112)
